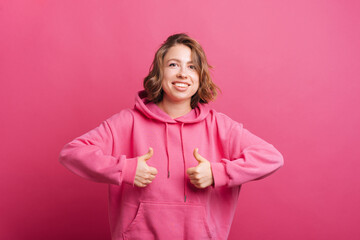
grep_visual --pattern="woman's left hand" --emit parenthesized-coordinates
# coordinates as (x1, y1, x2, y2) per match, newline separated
(186, 148, 214, 188)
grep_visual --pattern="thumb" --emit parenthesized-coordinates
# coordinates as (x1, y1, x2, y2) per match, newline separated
(193, 148, 207, 163)
(141, 147, 154, 161)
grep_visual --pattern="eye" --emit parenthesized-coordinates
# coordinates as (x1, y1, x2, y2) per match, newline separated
(189, 65, 196, 70)
(169, 63, 177, 67)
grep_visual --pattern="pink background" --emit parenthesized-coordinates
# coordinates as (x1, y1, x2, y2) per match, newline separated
(1, 0, 359, 239)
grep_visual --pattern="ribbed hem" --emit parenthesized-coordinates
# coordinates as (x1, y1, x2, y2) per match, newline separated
(210, 162, 229, 188)
(121, 157, 138, 186)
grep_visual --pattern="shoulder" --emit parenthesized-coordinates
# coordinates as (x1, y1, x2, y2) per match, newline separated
(105, 108, 135, 127)
(207, 108, 244, 131)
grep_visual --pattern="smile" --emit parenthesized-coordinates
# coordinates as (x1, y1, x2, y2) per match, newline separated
(172, 82, 190, 87)
(171, 82, 191, 92)
(174, 83, 188, 87)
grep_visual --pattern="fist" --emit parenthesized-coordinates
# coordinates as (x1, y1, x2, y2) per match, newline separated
(186, 148, 214, 189)
(134, 147, 158, 187)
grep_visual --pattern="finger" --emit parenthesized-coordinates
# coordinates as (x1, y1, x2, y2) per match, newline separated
(144, 179, 152, 184)
(193, 181, 208, 189)
(193, 148, 206, 163)
(196, 177, 206, 184)
(188, 175, 196, 181)
(149, 167, 158, 175)
(188, 172, 201, 180)
(196, 183, 206, 189)
(190, 179, 196, 185)
(135, 181, 146, 188)
(143, 173, 151, 179)
(190, 178, 199, 185)
(186, 167, 196, 175)
(191, 180, 205, 189)
(143, 147, 154, 161)
(138, 179, 153, 187)
(189, 174, 204, 182)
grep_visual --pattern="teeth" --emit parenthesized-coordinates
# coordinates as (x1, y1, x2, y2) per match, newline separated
(174, 83, 188, 87)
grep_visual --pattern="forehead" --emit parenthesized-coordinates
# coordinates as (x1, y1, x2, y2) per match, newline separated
(164, 44, 193, 61)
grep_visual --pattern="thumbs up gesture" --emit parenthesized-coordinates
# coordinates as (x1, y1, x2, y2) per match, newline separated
(186, 148, 214, 189)
(134, 147, 158, 187)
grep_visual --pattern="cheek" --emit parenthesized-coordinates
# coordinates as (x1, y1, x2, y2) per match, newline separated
(162, 71, 169, 81)
(161, 72, 171, 87)
(162, 67, 170, 78)
(193, 75, 200, 89)
(195, 82, 200, 92)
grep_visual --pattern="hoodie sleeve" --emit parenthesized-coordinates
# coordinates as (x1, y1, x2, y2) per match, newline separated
(211, 122, 284, 188)
(59, 110, 138, 186)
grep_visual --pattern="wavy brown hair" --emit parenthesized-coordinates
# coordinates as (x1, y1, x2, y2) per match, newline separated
(143, 33, 220, 109)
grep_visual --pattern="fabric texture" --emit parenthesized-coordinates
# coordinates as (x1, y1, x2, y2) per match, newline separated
(59, 90, 284, 240)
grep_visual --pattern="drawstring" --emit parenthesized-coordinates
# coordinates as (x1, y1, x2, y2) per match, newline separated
(165, 123, 170, 178)
(164, 122, 187, 202)
(180, 123, 187, 202)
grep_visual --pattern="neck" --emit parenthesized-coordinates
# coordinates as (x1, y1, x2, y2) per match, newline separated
(157, 98, 192, 119)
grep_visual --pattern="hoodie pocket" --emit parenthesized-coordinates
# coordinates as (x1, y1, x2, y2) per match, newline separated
(123, 201, 214, 240)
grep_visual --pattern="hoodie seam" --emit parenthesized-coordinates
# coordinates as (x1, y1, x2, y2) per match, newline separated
(227, 124, 236, 159)
(104, 120, 115, 156)
(228, 123, 244, 159)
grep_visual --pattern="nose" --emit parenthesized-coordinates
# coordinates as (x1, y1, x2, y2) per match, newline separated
(176, 68, 188, 79)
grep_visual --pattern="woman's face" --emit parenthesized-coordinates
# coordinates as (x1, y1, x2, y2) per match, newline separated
(161, 44, 200, 106)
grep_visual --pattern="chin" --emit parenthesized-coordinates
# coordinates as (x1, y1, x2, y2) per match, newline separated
(165, 92, 193, 103)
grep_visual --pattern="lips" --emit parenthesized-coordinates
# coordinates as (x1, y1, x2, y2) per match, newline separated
(174, 82, 188, 87)
(172, 81, 190, 87)
(171, 81, 190, 92)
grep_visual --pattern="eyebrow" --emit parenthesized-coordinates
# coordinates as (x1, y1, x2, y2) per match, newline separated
(166, 58, 194, 64)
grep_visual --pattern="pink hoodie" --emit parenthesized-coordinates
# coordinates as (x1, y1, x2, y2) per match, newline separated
(59, 90, 284, 240)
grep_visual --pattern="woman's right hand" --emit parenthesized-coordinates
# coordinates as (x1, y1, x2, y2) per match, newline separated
(134, 147, 158, 187)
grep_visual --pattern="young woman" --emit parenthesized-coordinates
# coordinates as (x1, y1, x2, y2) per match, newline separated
(59, 33, 284, 240)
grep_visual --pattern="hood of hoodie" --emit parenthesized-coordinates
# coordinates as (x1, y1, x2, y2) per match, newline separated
(134, 90, 210, 123)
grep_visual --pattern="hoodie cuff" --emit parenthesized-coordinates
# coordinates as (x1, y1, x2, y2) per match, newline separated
(120, 157, 138, 186)
(210, 162, 229, 188)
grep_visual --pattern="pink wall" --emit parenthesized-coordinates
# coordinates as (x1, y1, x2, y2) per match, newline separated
(1, 1, 359, 239)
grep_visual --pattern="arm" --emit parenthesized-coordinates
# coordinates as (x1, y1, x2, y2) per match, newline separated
(211, 123, 284, 188)
(58, 110, 138, 186)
